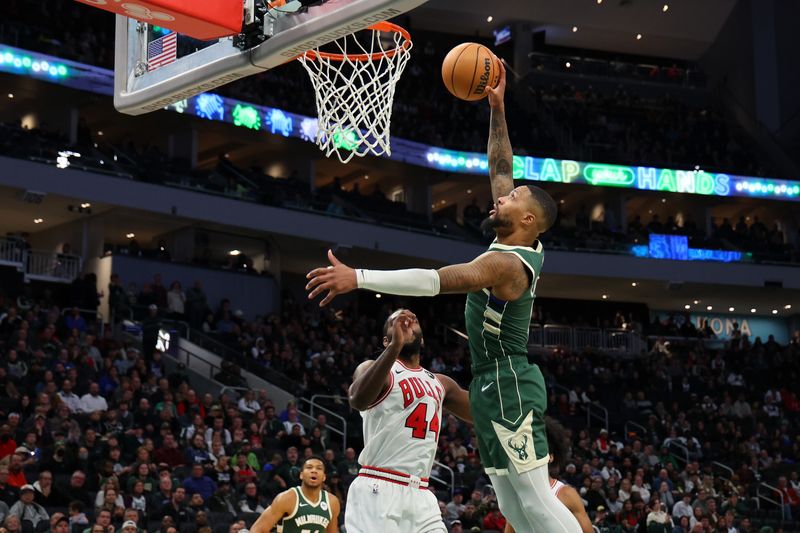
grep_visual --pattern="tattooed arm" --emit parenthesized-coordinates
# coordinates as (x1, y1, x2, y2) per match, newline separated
(486, 61, 514, 202)
(437, 251, 529, 300)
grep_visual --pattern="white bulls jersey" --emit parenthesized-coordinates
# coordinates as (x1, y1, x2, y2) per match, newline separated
(358, 360, 444, 479)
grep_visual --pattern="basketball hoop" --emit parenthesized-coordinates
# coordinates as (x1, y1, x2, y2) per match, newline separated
(298, 22, 412, 164)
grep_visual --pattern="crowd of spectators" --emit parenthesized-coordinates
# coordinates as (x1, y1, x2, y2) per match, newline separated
(1, 257, 800, 533)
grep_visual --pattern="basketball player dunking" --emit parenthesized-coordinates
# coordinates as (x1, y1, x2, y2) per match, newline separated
(345, 309, 472, 533)
(306, 63, 581, 532)
(505, 417, 593, 533)
(250, 456, 340, 533)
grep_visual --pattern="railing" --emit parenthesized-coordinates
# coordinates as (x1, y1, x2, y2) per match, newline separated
(0, 237, 24, 267)
(667, 441, 690, 465)
(586, 402, 609, 432)
(624, 420, 648, 439)
(300, 395, 349, 451)
(61, 307, 104, 335)
(712, 461, 734, 484)
(25, 250, 82, 283)
(531, 325, 646, 355)
(574, 327, 603, 349)
(756, 483, 785, 521)
(431, 460, 455, 500)
(543, 325, 572, 347)
(187, 328, 301, 395)
(529, 325, 544, 347)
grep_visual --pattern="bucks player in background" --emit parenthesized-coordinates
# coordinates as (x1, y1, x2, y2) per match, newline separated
(250, 456, 340, 533)
(305, 63, 580, 533)
(345, 309, 471, 532)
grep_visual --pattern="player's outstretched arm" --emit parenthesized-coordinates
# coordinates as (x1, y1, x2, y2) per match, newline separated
(348, 316, 413, 411)
(485, 61, 514, 203)
(250, 489, 296, 533)
(325, 493, 341, 533)
(436, 374, 472, 423)
(306, 250, 528, 306)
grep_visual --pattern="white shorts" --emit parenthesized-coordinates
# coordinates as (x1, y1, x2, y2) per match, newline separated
(344, 475, 447, 533)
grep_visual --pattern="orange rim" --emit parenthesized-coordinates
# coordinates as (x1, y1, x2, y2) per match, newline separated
(303, 22, 411, 62)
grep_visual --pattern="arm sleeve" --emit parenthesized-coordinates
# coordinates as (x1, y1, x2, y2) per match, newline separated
(356, 269, 440, 297)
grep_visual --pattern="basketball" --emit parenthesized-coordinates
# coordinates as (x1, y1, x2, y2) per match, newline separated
(441, 43, 501, 101)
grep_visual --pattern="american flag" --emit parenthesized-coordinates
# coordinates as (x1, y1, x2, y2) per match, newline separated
(147, 32, 178, 71)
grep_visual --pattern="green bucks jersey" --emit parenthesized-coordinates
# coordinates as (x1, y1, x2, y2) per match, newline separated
(465, 241, 544, 368)
(277, 487, 332, 533)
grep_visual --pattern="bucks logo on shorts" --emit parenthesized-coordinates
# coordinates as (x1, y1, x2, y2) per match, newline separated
(277, 488, 332, 533)
(507, 435, 529, 461)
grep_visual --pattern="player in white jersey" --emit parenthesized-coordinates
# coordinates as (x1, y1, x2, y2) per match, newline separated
(505, 417, 593, 533)
(345, 308, 472, 533)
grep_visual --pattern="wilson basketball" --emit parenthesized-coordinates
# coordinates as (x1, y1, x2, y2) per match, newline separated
(441, 43, 501, 101)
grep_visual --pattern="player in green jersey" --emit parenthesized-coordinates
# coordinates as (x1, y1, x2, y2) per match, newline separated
(250, 456, 340, 533)
(305, 62, 580, 533)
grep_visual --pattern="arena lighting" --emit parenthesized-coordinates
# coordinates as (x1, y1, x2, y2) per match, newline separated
(33, 218, 43, 224)
(706, 305, 713, 311)
(376, 293, 382, 299)
(636, 34, 642, 40)
(486, 16, 493, 22)
(786, 305, 792, 309)
(631, 282, 637, 287)
(694, 300, 699, 305)
(565, 62, 571, 68)
(750, 308, 756, 313)
(729, 307, 735, 312)
(466, 189, 472, 194)
(772, 309, 778, 314)
(6, 44, 800, 203)
(684, 304, 690, 310)
(572, 26, 578, 32)
(602, 294, 608, 299)
(80, 202, 91, 209)
(228, 250, 241, 256)
(126, 233, 135, 239)
(0, 49, 69, 78)
(662, 4, 669, 12)
(7, 93, 12, 99)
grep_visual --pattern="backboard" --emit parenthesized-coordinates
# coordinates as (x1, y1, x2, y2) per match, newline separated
(112, 0, 428, 115)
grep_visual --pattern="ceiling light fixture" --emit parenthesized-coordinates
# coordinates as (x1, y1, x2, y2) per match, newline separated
(466, 189, 472, 194)
(97, 131, 104, 136)
(636, 33, 643, 40)
(376, 293, 382, 299)
(693, 300, 699, 305)
(80, 202, 91, 209)
(785, 304, 792, 309)
(565, 62, 571, 68)
(662, 4, 669, 12)
(126, 233, 135, 239)
(228, 250, 241, 256)
(602, 294, 608, 300)
(750, 308, 756, 313)
(486, 15, 493, 22)
(364, 174, 369, 180)
(7, 93, 13, 99)
(33, 218, 43, 224)
(631, 282, 637, 287)
(728, 307, 735, 312)
(684, 304, 690, 310)
(706, 305, 713, 311)
(772, 309, 778, 315)
(572, 26, 578, 32)
(597, 0, 602, 4)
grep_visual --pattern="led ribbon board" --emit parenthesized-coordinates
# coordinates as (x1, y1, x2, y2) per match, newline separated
(4, 45, 800, 202)
(631, 234, 746, 263)
(425, 150, 800, 202)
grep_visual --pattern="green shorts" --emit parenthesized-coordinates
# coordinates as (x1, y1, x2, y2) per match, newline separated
(469, 356, 550, 475)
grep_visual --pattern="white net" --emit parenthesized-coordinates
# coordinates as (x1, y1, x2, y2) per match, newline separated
(297, 23, 412, 164)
